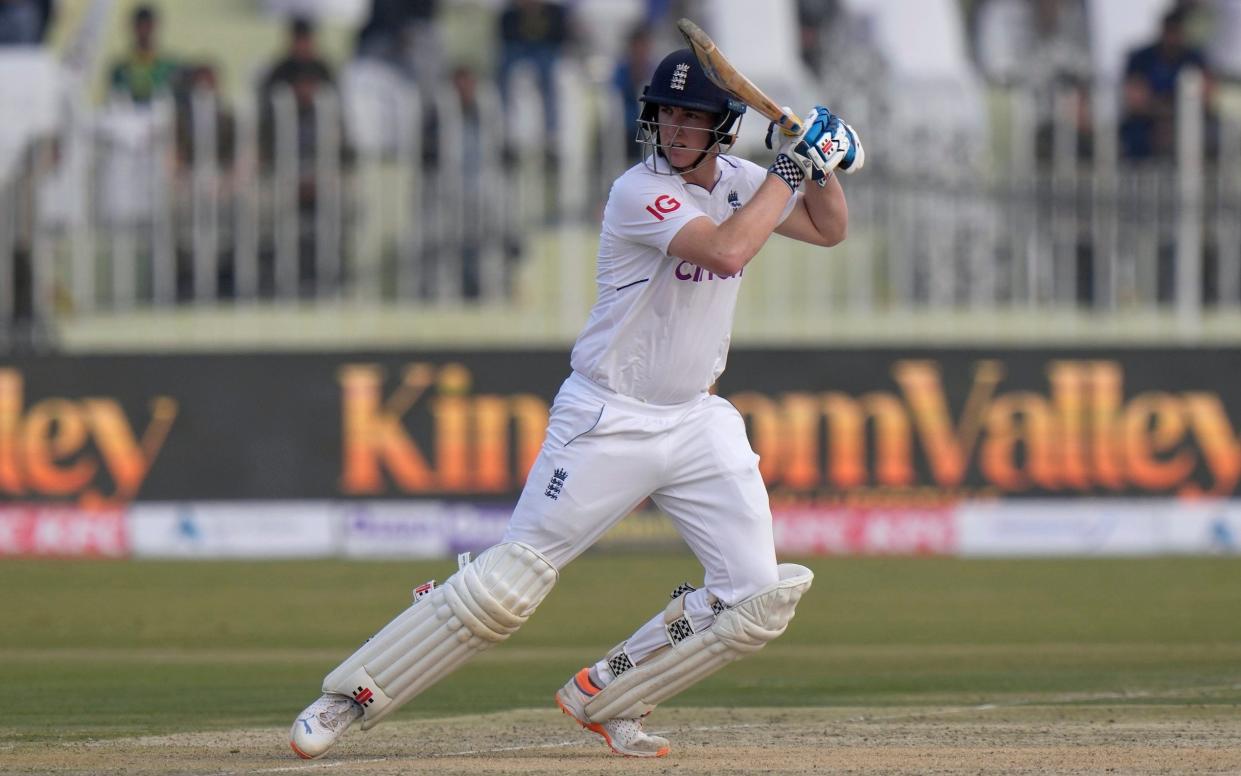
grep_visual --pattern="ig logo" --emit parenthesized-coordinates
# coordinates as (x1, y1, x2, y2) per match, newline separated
(645, 194, 681, 221)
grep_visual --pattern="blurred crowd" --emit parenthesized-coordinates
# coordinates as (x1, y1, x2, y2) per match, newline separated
(965, 0, 1236, 162)
(1, 0, 1232, 177)
(1, 0, 1239, 338)
(2, 1, 1228, 174)
(0, 0, 1235, 161)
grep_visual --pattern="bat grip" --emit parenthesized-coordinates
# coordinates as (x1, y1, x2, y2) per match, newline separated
(778, 113, 802, 136)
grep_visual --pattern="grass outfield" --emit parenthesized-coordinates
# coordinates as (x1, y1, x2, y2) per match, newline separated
(3, 555, 1241, 746)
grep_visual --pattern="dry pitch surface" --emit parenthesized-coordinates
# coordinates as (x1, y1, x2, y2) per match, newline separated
(8, 702, 1241, 776)
(9, 557, 1241, 775)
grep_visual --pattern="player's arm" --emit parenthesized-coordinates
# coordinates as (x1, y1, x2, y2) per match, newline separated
(666, 176, 796, 277)
(775, 174, 847, 246)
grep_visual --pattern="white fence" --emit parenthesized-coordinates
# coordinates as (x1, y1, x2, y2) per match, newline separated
(1, 64, 1239, 351)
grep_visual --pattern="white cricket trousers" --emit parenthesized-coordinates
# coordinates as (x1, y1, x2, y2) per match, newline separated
(502, 371, 779, 605)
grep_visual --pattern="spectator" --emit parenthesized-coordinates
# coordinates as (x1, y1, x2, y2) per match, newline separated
(796, 0, 842, 75)
(1121, 6, 1222, 306)
(973, 0, 1090, 86)
(259, 15, 342, 180)
(175, 63, 235, 170)
(497, 0, 572, 138)
(451, 65, 495, 299)
(355, 0, 442, 87)
(4, 143, 56, 350)
(972, 0, 1093, 161)
(173, 62, 238, 300)
(108, 4, 180, 103)
(796, 0, 889, 121)
(612, 23, 654, 163)
(258, 16, 351, 296)
(0, 0, 48, 45)
(261, 15, 334, 102)
(1120, 6, 1217, 161)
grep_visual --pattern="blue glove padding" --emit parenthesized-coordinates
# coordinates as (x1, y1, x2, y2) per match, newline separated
(767, 106, 865, 186)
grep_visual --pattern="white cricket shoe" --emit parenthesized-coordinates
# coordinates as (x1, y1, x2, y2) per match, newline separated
(555, 668, 670, 758)
(289, 693, 363, 759)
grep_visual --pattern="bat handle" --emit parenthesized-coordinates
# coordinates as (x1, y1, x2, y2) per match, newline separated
(779, 112, 802, 136)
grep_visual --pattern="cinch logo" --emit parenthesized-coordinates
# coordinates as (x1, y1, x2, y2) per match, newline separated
(674, 261, 742, 283)
(645, 194, 681, 221)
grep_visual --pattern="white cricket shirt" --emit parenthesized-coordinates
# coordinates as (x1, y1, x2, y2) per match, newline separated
(569, 154, 796, 405)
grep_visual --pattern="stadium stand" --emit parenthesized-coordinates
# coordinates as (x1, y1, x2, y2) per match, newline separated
(1, 0, 1239, 354)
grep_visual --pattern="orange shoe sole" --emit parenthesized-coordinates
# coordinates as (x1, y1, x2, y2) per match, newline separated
(555, 693, 670, 758)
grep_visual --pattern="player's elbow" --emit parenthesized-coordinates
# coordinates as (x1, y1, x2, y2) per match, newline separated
(806, 214, 847, 248)
(823, 220, 847, 247)
(678, 242, 753, 277)
(799, 225, 845, 249)
(707, 244, 754, 277)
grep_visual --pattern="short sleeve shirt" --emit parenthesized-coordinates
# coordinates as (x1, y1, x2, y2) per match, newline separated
(569, 155, 796, 404)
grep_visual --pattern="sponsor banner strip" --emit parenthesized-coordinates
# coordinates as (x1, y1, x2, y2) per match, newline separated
(1, 500, 1237, 559)
(0, 505, 128, 557)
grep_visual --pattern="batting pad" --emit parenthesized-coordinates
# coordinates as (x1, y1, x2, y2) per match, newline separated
(582, 563, 813, 722)
(323, 542, 558, 729)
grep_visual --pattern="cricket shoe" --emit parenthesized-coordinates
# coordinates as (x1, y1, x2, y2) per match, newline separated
(290, 692, 363, 759)
(555, 668, 670, 758)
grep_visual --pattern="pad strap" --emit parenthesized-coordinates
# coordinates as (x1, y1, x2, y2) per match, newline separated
(606, 643, 635, 679)
(582, 564, 813, 722)
(663, 593, 696, 646)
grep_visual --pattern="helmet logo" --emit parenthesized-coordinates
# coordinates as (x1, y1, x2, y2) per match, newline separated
(670, 62, 690, 91)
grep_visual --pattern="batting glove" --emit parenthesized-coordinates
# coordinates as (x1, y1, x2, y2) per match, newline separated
(765, 106, 811, 191)
(767, 106, 865, 188)
(801, 106, 864, 181)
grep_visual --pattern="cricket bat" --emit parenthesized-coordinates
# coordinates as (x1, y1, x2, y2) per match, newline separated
(677, 18, 803, 137)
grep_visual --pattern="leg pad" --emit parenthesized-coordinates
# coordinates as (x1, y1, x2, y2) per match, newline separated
(323, 541, 557, 728)
(582, 563, 812, 723)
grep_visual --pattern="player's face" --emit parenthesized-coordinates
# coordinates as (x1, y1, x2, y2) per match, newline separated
(657, 105, 719, 168)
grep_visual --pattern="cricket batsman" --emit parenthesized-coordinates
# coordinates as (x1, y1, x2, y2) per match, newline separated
(290, 46, 863, 759)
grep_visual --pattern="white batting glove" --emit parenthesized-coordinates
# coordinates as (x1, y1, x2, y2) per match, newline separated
(800, 105, 865, 181)
(767, 106, 865, 188)
(765, 106, 813, 191)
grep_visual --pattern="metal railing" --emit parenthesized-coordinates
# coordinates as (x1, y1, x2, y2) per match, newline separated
(1, 64, 1238, 352)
